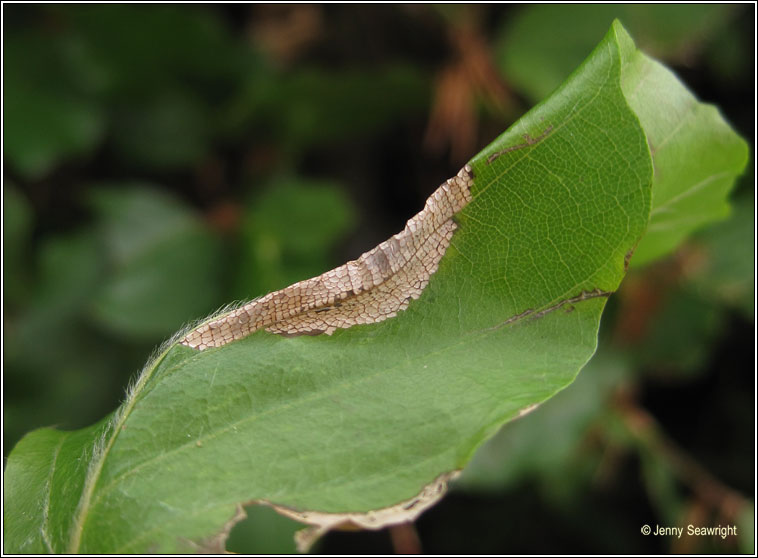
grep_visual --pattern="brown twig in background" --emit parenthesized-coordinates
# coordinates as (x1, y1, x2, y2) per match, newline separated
(424, 6, 513, 164)
(614, 389, 749, 523)
(389, 523, 423, 554)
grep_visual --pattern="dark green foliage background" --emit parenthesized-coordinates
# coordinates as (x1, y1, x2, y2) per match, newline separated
(3, 4, 753, 554)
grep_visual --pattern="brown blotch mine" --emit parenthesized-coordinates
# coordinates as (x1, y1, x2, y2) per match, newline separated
(180, 164, 475, 350)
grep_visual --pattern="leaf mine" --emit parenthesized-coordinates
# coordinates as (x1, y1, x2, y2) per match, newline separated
(180, 165, 474, 349)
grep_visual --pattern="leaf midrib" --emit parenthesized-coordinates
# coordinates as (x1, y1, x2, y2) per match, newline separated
(65, 343, 174, 553)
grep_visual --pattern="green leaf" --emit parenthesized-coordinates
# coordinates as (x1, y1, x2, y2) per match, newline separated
(497, 14, 749, 267)
(496, 4, 739, 103)
(62, 4, 246, 96)
(3, 22, 745, 554)
(225, 505, 301, 554)
(3, 29, 105, 179)
(614, 26, 749, 266)
(629, 289, 725, 377)
(685, 189, 754, 318)
(88, 186, 225, 339)
(15, 231, 103, 347)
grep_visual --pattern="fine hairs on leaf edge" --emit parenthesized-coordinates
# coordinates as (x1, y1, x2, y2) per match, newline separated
(72, 164, 477, 551)
(71, 121, 602, 550)
(70, 155, 470, 547)
(70, 298, 261, 552)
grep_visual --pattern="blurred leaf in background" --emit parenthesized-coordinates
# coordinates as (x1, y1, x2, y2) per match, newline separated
(232, 176, 355, 299)
(87, 186, 225, 339)
(495, 4, 739, 103)
(4, 27, 106, 180)
(2, 3, 753, 555)
(684, 188, 754, 319)
(225, 505, 301, 555)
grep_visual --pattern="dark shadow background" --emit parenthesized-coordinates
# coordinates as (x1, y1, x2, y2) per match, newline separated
(3, 4, 754, 554)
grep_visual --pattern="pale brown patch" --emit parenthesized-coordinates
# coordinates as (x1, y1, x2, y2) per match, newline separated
(518, 403, 539, 418)
(181, 165, 474, 350)
(254, 471, 459, 553)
